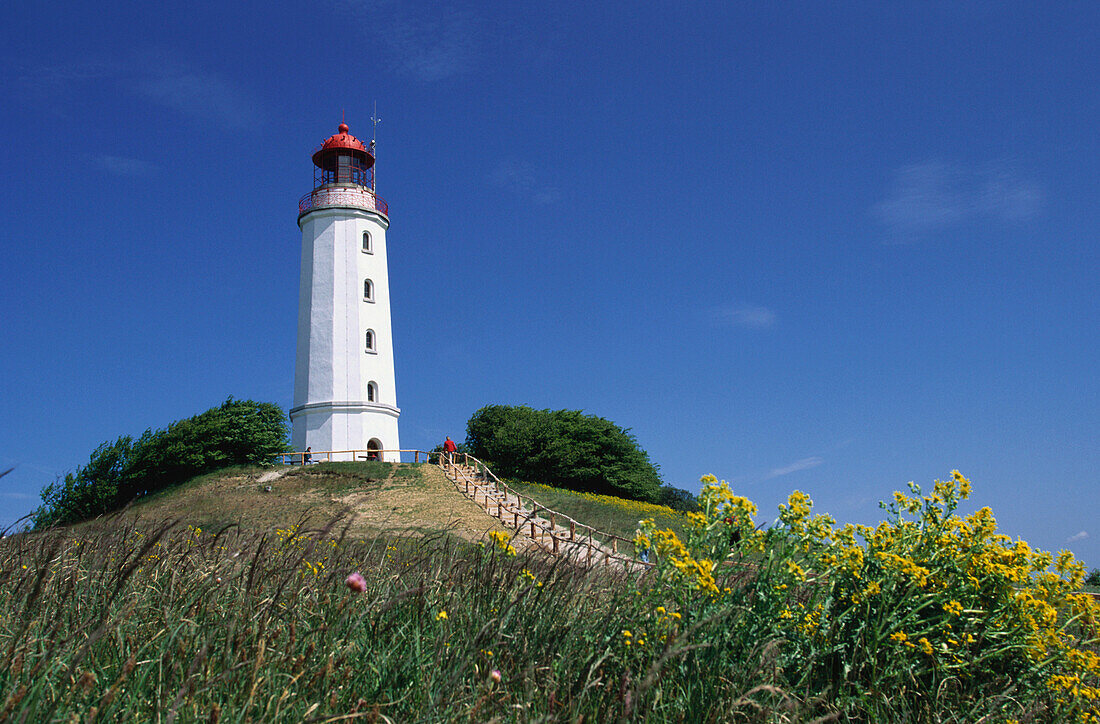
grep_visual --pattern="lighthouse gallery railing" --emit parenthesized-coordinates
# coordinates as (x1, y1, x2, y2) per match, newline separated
(298, 187, 389, 217)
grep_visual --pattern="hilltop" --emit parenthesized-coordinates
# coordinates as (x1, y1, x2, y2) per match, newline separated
(106, 460, 511, 541)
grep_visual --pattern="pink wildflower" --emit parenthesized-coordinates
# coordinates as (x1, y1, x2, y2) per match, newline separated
(489, 670, 502, 684)
(345, 572, 367, 592)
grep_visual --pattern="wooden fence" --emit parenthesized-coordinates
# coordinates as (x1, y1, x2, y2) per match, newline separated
(277, 449, 439, 465)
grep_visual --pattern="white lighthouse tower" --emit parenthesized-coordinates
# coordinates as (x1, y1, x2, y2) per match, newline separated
(290, 121, 400, 461)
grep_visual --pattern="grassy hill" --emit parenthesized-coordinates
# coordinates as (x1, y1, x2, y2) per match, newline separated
(109, 461, 511, 541)
(5, 465, 1097, 722)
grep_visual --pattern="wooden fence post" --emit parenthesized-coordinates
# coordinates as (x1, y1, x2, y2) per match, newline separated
(570, 521, 576, 542)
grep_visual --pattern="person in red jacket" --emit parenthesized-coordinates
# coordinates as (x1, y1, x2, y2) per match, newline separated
(442, 436, 458, 465)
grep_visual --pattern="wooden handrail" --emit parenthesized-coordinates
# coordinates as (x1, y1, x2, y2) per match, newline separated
(444, 453, 651, 567)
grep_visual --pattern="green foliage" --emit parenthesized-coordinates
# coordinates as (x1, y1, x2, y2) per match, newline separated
(1087, 568, 1100, 587)
(465, 404, 662, 502)
(35, 399, 289, 528)
(37, 436, 135, 528)
(657, 484, 700, 512)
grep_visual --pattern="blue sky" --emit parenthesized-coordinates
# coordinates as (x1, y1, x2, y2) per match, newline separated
(1, 3, 1096, 565)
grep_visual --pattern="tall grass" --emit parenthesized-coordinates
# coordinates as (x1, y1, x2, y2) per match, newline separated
(1, 516, 675, 722)
(1, 473, 1096, 721)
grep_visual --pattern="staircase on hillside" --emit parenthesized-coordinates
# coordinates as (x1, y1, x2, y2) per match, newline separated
(439, 458, 644, 569)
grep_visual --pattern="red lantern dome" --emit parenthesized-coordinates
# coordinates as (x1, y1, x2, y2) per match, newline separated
(312, 122, 375, 171)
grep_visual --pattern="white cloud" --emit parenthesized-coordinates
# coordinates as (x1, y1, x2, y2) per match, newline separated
(19, 54, 259, 130)
(874, 160, 1042, 241)
(0, 492, 34, 501)
(91, 154, 157, 176)
(491, 159, 560, 205)
(132, 53, 259, 129)
(714, 305, 777, 329)
(1067, 531, 1089, 544)
(346, 2, 482, 82)
(766, 456, 824, 479)
(17, 60, 120, 91)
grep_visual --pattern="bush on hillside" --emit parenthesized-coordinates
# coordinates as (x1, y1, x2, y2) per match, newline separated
(35, 399, 289, 528)
(657, 484, 700, 512)
(465, 404, 662, 502)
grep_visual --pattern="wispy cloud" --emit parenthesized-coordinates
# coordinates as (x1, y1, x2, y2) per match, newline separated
(714, 304, 777, 329)
(1067, 531, 1089, 544)
(19, 54, 259, 130)
(874, 160, 1042, 241)
(17, 60, 120, 91)
(0, 492, 35, 501)
(90, 154, 157, 177)
(345, 2, 483, 82)
(766, 457, 824, 479)
(491, 159, 561, 205)
(131, 52, 259, 129)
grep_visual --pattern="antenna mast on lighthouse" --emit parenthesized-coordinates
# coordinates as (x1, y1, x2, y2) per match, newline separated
(370, 102, 381, 193)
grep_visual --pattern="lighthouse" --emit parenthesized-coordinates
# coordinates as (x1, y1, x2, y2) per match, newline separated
(290, 122, 400, 461)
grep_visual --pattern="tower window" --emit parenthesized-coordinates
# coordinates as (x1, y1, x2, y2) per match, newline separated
(367, 381, 378, 402)
(362, 231, 372, 253)
(365, 329, 376, 352)
(364, 279, 374, 302)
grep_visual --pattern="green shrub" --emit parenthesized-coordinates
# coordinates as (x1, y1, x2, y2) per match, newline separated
(35, 399, 289, 527)
(657, 483, 700, 512)
(465, 404, 662, 502)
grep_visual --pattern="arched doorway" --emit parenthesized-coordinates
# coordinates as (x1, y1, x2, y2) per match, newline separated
(367, 438, 382, 461)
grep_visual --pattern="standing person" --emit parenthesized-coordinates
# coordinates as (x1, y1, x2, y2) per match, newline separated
(442, 436, 458, 465)
(303, 447, 312, 465)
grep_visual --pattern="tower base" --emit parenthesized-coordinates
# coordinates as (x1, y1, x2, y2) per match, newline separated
(290, 402, 401, 463)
